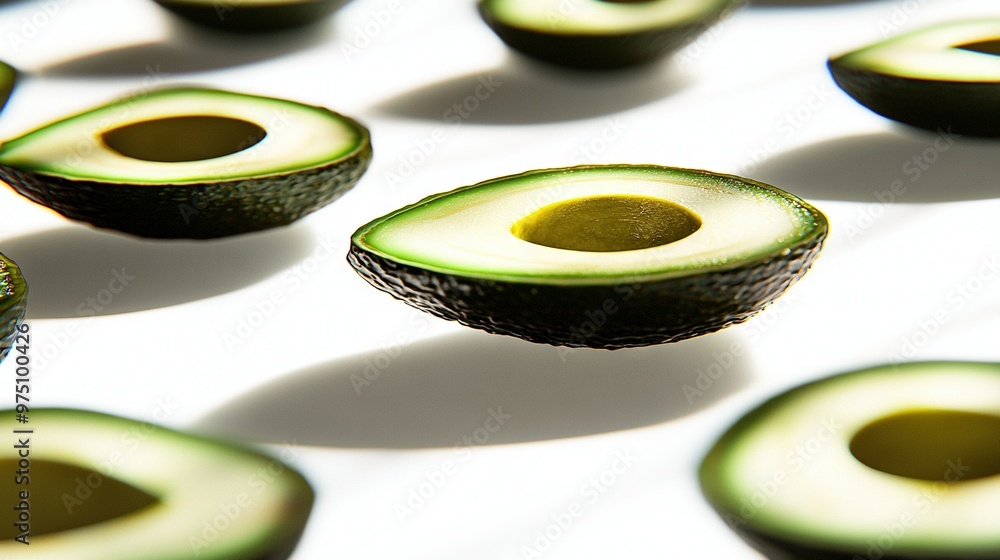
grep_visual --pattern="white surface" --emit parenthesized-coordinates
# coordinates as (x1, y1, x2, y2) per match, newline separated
(1, 0, 999, 558)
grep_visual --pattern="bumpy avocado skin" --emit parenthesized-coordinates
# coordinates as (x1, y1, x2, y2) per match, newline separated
(0, 144, 371, 239)
(478, 1, 739, 69)
(828, 60, 1000, 137)
(154, 0, 345, 32)
(0, 253, 26, 363)
(348, 228, 825, 349)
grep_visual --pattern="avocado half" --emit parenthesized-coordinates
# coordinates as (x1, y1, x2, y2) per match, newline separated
(0, 61, 15, 115)
(0, 408, 313, 558)
(478, 0, 743, 69)
(829, 20, 1000, 136)
(153, 0, 344, 32)
(700, 361, 1000, 560)
(0, 252, 26, 363)
(0, 87, 371, 239)
(348, 165, 827, 349)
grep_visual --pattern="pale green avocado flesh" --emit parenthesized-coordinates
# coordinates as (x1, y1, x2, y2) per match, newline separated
(349, 164, 827, 348)
(0, 87, 372, 238)
(0, 408, 313, 559)
(700, 362, 1000, 559)
(829, 20, 1000, 136)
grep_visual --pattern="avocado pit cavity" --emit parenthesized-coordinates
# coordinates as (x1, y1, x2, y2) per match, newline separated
(956, 38, 1000, 56)
(850, 410, 1000, 482)
(101, 115, 267, 163)
(511, 195, 701, 252)
(0, 459, 159, 538)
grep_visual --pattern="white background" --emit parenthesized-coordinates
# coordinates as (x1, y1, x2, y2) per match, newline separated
(1, 0, 999, 557)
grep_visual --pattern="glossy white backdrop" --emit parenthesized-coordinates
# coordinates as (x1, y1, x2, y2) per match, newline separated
(1, 0, 999, 557)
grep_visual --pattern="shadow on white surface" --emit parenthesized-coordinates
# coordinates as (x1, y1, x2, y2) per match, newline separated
(37, 21, 333, 76)
(753, 131, 1000, 203)
(373, 57, 689, 124)
(197, 328, 754, 448)
(2, 223, 315, 318)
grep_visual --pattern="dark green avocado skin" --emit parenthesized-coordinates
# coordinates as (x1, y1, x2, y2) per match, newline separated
(347, 229, 825, 349)
(478, 1, 737, 70)
(828, 61, 1000, 137)
(0, 143, 371, 240)
(0, 252, 27, 362)
(154, 0, 346, 32)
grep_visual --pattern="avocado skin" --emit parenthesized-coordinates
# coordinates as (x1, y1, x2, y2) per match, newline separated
(477, 2, 737, 70)
(0, 253, 26, 362)
(728, 527, 963, 560)
(0, 141, 371, 240)
(347, 228, 824, 349)
(828, 61, 1000, 137)
(154, 0, 345, 32)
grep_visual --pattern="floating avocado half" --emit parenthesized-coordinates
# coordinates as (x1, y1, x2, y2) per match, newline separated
(700, 361, 1000, 560)
(348, 165, 827, 349)
(153, 0, 344, 32)
(478, 0, 743, 69)
(0, 252, 26, 363)
(0, 87, 371, 239)
(0, 61, 15, 115)
(829, 20, 1000, 136)
(0, 408, 313, 558)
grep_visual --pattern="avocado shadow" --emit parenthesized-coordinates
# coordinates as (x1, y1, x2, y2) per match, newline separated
(37, 20, 333, 77)
(752, 131, 1000, 203)
(2, 223, 314, 318)
(372, 57, 689, 125)
(195, 328, 753, 449)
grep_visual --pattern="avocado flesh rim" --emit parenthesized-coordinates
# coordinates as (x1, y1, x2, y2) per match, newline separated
(831, 20, 1000, 82)
(354, 165, 825, 285)
(480, 0, 735, 35)
(0, 408, 314, 559)
(0, 252, 26, 363)
(0, 87, 366, 184)
(700, 362, 1000, 558)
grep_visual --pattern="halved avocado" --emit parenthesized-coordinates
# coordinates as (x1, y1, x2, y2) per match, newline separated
(829, 20, 1000, 136)
(478, 0, 743, 69)
(0, 252, 26, 363)
(348, 165, 827, 349)
(0, 87, 371, 239)
(0, 61, 15, 116)
(700, 362, 1000, 560)
(153, 0, 345, 32)
(0, 408, 313, 558)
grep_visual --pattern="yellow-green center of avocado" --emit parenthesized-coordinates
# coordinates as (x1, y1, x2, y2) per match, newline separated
(101, 115, 267, 163)
(850, 410, 1000, 482)
(511, 194, 701, 252)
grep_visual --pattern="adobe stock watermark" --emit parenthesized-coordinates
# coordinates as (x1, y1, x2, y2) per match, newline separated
(188, 441, 303, 556)
(888, 253, 999, 364)
(394, 407, 511, 523)
(852, 459, 969, 560)
(384, 74, 502, 190)
(723, 418, 841, 530)
(738, 82, 837, 176)
(348, 309, 431, 395)
(876, 0, 932, 39)
(341, 0, 404, 62)
(60, 397, 181, 514)
(223, 235, 339, 351)
(520, 450, 637, 558)
(7, 0, 74, 52)
(845, 127, 961, 243)
(672, 0, 748, 68)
